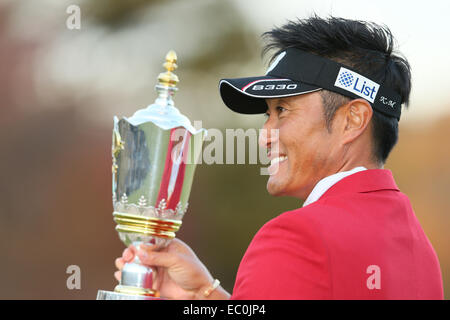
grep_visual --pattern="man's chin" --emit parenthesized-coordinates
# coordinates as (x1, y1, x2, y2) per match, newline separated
(266, 179, 285, 197)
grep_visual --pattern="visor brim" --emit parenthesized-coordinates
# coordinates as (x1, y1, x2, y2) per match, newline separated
(219, 76, 322, 114)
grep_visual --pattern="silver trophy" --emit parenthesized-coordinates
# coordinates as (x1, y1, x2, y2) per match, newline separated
(97, 51, 206, 300)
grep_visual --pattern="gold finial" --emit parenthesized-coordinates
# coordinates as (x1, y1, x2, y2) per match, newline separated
(157, 50, 179, 88)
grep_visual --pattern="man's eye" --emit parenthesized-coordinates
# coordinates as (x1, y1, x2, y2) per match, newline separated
(276, 106, 287, 113)
(263, 112, 270, 118)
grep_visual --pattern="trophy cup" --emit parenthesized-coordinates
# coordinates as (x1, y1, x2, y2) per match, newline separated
(97, 51, 206, 300)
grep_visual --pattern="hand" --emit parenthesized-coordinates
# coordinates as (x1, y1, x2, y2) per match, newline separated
(114, 238, 229, 300)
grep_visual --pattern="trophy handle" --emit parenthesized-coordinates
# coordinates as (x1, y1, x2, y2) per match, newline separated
(112, 126, 124, 175)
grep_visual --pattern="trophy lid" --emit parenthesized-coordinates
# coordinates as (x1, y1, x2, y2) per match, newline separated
(123, 50, 204, 135)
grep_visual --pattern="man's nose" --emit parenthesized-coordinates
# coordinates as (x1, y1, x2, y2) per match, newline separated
(259, 122, 279, 149)
(258, 128, 269, 149)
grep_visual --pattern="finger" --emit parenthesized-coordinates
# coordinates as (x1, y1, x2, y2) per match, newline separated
(138, 243, 158, 253)
(128, 244, 137, 254)
(152, 266, 162, 290)
(122, 247, 134, 262)
(114, 271, 121, 282)
(153, 267, 168, 293)
(170, 238, 189, 251)
(115, 257, 125, 270)
(137, 249, 179, 268)
(169, 238, 195, 255)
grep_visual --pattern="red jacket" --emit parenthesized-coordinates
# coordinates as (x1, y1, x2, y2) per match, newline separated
(231, 169, 443, 299)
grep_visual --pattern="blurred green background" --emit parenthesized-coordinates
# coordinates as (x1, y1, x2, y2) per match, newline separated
(0, 0, 448, 299)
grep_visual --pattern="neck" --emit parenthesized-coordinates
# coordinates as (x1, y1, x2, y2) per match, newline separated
(336, 142, 383, 172)
(337, 159, 382, 172)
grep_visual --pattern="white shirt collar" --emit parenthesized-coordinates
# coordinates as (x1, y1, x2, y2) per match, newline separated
(302, 166, 367, 207)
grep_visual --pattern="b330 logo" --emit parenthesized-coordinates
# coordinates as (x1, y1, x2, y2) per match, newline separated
(251, 83, 298, 91)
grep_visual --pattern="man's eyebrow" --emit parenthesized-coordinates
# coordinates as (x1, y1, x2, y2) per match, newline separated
(281, 98, 302, 109)
(265, 98, 281, 109)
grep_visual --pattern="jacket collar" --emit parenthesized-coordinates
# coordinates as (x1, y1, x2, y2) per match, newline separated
(319, 169, 399, 201)
(303, 166, 367, 207)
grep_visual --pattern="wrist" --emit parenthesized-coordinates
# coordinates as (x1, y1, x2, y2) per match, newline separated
(195, 279, 230, 300)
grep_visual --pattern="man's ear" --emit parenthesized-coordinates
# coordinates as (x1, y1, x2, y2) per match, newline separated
(340, 99, 373, 145)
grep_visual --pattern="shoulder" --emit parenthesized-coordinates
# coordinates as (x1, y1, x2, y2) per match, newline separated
(249, 205, 331, 262)
(251, 204, 332, 265)
(247, 201, 347, 269)
(255, 202, 337, 240)
(231, 205, 332, 299)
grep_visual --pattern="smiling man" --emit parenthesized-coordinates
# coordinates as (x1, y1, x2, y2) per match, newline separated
(115, 16, 443, 300)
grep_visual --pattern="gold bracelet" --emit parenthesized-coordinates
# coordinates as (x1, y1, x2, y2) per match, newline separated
(203, 279, 220, 297)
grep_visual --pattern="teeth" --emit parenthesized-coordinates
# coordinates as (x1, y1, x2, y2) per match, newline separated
(270, 156, 287, 166)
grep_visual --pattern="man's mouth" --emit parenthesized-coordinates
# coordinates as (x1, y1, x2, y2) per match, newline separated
(270, 155, 288, 166)
(268, 155, 288, 175)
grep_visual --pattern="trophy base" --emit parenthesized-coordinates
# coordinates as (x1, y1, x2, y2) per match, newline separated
(97, 290, 162, 300)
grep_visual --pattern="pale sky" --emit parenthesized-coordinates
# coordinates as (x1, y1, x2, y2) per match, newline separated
(230, 0, 450, 123)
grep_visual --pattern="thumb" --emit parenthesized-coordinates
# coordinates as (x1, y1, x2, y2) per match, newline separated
(137, 247, 179, 268)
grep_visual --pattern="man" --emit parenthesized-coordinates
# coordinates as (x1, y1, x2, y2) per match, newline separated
(115, 16, 443, 299)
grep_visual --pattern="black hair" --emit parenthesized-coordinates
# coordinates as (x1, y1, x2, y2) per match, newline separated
(262, 15, 411, 164)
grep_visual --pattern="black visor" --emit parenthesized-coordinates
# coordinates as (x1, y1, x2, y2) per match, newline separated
(219, 48, 403, 120)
